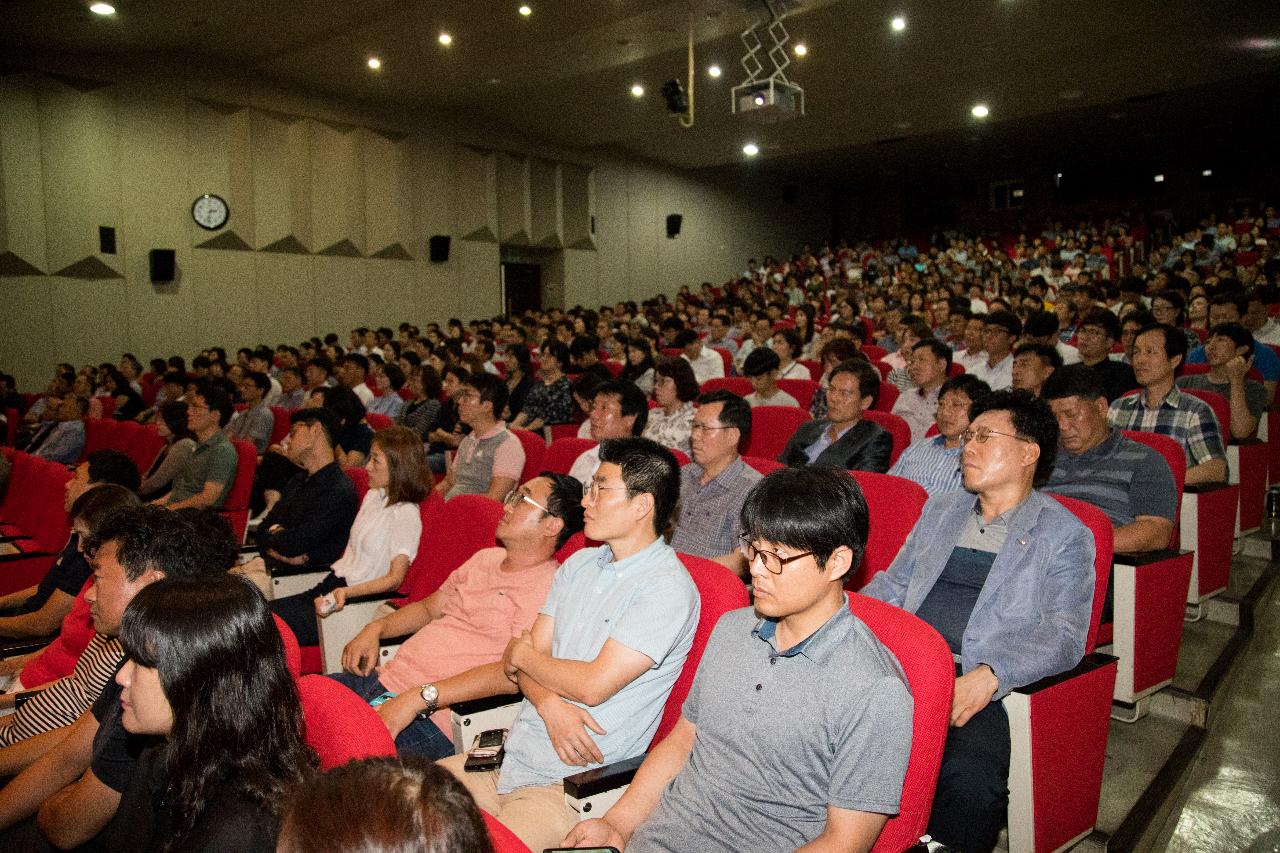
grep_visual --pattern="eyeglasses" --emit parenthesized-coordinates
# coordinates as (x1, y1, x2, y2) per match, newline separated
(503, 488, 549, 514)
(586, 479, 629, 500)
(739, 536, 814, 575)
(960, 426, 1034, 445)
(690, 422, 732, 434)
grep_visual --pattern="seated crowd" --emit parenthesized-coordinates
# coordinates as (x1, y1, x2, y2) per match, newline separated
(0, 206, 1277, 852)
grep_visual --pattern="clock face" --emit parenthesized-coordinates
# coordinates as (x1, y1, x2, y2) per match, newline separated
(191, 194, 229, 230)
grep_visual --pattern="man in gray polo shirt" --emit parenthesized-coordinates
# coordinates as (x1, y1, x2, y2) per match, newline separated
(440, 437, 698, 852)
(156, 382, 238, 510)
(566, 467, 912, 853)
(669, 390, 761, 577)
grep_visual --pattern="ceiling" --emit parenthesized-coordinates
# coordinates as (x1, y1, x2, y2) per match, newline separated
(3, 0, 1279, 176)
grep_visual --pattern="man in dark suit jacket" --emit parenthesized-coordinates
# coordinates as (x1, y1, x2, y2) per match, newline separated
(778, 360, 892, 473)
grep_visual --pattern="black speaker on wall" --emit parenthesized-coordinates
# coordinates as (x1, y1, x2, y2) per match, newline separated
(666, 214, 682, 239)
(149, 249, 176, 283)
(428, 235, 451, 263)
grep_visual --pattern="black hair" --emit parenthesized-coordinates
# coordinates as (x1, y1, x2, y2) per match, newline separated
(1022, 310, 1061, 339)
(1078, 307, 1122, 341)
(157, 402, 195, 444)
(772, 327, 803, 358)
(243, 370, 271, 395)
(741, 346, 781, 377)
(540, 471, 587, 548)
(829, 359, 881, 407)
(88, 505, 235, 582)
(381, 362, 406, 391)
(1209, 292, 1246, 317)
(289, 407, 340, 448)
(984, 309, 1023, 337)
(463, 371, 509, 420)
(653, 357, 700, 404)
(1013, 342, 1064, 369)
(541, 341, 571, 372)
(1207, 321, 1255, 352)
(597, 437, 681, 537)
(1135, 322, 1188, 364)
(740, 467, 867, 572)
(912, 338, 953, 367)
(593, 380, 650, 435)
(320, 385, 367, 432)
(86, 449, 142, 492)
(194, 381, 235, 428)
(307, 355, 334, 378)
(619, 338, 656, 384)
(340, 352, 369, 374)
(568, 335, 601, 360)
(121, 575, 315, 851)
(968, 388, 1059, 486)
(1042, 363, 1108, 403)
(571, 372, 607, 405)
(69, 483, 141, 531)
(672, 328, 699, 348)
(161, 371, 187, 388)
(695, 389, 752, 444)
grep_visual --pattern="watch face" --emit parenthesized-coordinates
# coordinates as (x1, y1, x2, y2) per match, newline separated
(191, 194, 229, 230)
(420, 684, 438, 703)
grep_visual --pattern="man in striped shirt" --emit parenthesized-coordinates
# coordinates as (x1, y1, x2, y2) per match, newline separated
(889, 375, 991, 497)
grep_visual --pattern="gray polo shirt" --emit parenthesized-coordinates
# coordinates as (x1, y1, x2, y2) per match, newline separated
(168, 430, 238, 507)
(627, 600, 913, 853)
(1046, 428, 1177, 528)
(669, 457, 763, 560)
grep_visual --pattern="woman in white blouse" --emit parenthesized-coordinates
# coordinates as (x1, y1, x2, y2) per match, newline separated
(269, 425, 428, 646)
(642, 357, 699, 454)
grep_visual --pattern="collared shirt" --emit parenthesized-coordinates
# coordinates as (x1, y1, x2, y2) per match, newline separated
(670, 457, 763, 559)
(888, 434, 963, 497)
(256, 462, 359, 568)
(804, 422, 854, 463)
(683, 348, 726, 384)
(168, 430, 237, 507)
(499, 538, 698, 793)
(1045, 429, 1176, 528)
(1107, 386, 1226, 470)
(446, 421, 524, 500)
(892, 384, 942, 444)
(225, 401, 273, 452)
(969, 353, 1013, 390)
(626, 599, 911, 853)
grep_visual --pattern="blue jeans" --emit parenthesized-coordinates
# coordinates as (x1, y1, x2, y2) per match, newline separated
(327, 671, 456, 760)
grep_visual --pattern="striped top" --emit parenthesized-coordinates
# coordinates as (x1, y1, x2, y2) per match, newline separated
(0, 633, 123, 747)
(888, 434, 964, 497)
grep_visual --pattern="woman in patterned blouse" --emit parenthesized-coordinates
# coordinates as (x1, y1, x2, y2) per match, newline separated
(642, 356, 699, 454)
(510, 341, 573, 432)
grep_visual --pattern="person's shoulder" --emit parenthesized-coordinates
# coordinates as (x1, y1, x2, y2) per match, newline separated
(1030, 490, 1090, 531)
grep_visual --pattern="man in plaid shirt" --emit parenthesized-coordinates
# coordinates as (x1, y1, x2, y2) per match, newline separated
(1108, 323, 1227, 485)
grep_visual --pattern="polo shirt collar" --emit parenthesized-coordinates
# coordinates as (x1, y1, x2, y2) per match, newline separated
(473, 420, 508, 440)
(597, 536, 667, 573)
(752, 594, 854, 663)
(1137, 385, 1182, 409)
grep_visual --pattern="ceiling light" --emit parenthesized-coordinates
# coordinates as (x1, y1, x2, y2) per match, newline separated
(1202, 169, 1213, 177)
(366, 57, 382, 70)
(518, 4, 532, 15)
(891, 16, 906, 31)
(89, 2, 115, 14)
(1056, 172, 1063, 179)
(1154, 174, 1165, 183)
(971, 103, 990, 118)
(742, 142, 760, 157)
(793, 43, 808, 57)
(630, 83, 645, 98)
(707, 64, 722, 78)
(438, 32, 453, 46)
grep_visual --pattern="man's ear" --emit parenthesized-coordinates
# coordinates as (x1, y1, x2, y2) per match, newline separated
(630, 491, 655, 524)
(1022, 440, 1041, 471)
(540, 514, 565, 542)
(823, 545, 854, 584)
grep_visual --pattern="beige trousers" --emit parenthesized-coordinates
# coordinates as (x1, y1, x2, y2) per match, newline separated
(438, 754, 578, 852)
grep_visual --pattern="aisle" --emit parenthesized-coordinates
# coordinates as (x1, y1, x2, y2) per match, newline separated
(1156, 574, 1280, 852)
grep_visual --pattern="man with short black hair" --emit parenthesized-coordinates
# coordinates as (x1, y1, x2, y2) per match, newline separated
(741, 347, 799, 408)
(438, 372, 524, 503)
(1186, 294, 1280, 401)
(1176, 322, 1268, 439)
(569, 335, 612, 383)
(675, 329, 725, 384)
(1074, 308, 1137, 402)
(226, 370, 274, 452)
(1021, 310, 1080, 365)
(568, 380, 649, 487)
(779, 360, 891, 473)
(566, 466, 912, 853)
(968, 310, 1020, 390)
(670, 390, 761, 575)
(441, 437, 698, 852)
(276, 365, 307, 411)
(705, 313, 739, 357)
(338, 353, 375, 407)
(156, 382, 238, 510)
(1010, 342, 1063, 397)
(893, 338, 951, 442)
(863, 389, 1094, 853)
(890, 375, 991, 497)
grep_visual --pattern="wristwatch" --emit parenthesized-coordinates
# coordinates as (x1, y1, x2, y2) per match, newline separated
(417, 683, 439, 719)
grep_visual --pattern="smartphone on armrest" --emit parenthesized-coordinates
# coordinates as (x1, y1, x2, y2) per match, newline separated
(463, 728, 508, 772)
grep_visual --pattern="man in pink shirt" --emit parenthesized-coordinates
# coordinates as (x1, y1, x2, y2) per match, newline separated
(330, 472, 585, 758)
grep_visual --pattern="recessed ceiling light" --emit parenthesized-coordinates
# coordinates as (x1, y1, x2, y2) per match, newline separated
(793, 43, 808, 57)
(367, 57, 382, 70)
(971, 103, 990, 118)
(891, 16, 906, 31)
(1154, 174, 1165, 183)
(1202, 169, 1213, 177)
(89, 2, 115, 14)
(1056, 172, 1063, 179)
(438, 32, 453, 46)
(742, 142, 760, 157)
(630, 83, 645, 98)
(518, 4, 532, 16)
(707, 64, 722, 78)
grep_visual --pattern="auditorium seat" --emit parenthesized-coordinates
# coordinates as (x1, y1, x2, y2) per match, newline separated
(510, 428, 547, 484)
(298, 675, 396, 769)
(542, 437, 596, 475)
(874, 381, 900, 413)
(744, 406, 809, 460)
(862, 410, 911, 466)
(0, 452, 73, 595)
(1180, 387, 1266, 536)
(365, 412, 395, 432)
(741, 455, 783, 476)
(220, 439, 259, 544)
(344, 466, 370, 504)
(848, 471, 927, 590)
(269, 406, 292, 447)
(776, 378, 820, 410)
(796, 359, 822, 381)
(699, 377, 752, 397)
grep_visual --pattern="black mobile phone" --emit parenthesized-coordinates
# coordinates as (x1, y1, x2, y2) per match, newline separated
(476, 728, 506, 750)
(464, 728, 507, 772)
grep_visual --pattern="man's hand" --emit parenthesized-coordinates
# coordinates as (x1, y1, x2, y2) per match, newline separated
(502, 630, 535, 682)
(342, 626, 380, 676)
(562, 817, 627, 850)
(951, 665, 998, 727)
(266, 548, 308, 566)
(538, 697, 606, 766)
(375, 692, 420, 740)
(1223, 354, 1252, 384)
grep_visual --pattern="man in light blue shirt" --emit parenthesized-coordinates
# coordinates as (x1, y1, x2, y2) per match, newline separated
(441, 437, 699, 852)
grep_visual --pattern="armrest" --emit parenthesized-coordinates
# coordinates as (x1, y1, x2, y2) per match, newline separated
(451, 692, 524, 717)
(1008, 652, 1118, 696)
(1112, 547, 1192, 566)
(380, 632, 414, 646)
(563, 753, 647, 800)
(267, 561, 328, 579)
(344, 592, 408, 607)
(0, 635, 54, 657)
(0, 549, 54, 564)
(1184, 482, 1231, 494)
(1229, 437, 1265, 447)
(0, 535, 35, 545)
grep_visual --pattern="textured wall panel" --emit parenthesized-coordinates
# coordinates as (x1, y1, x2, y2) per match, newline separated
(562, 164, 594, 251)
(496, 152, 531, 246)
(455, 146, 497, 243)
(185, 98, 254, 251)
(39, 78, 122, 277)
(0, 77, 48, 275)
(362, 129, 413, 260)
(252, 110, 312, 253)
(529, 158, 561, 248)
(310, 120, 366, 256)
(253, 253, 316, 342)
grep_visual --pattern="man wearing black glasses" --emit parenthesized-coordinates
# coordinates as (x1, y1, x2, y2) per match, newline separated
(862, 388, 1094, 853)
(566, 467, 912, 853)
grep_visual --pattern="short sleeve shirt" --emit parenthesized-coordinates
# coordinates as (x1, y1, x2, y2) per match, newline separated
(169, 430, 238, 506)
(1046, 429, 1178, 528)
(1177, 374, 1269, 420)
(1107, 387, 1226, 469)
(329, 489, 421, 586)
(497, 539, 699, 793)
(669, 458, 762, 559)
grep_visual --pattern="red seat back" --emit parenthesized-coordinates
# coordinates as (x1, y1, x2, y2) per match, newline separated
(699, 377, 752, 397)
(554, 530, 587, 565)
(97, 397, 116, 419)
(874, 381, 900, 413)
(776, 378, 819, 411)
(862, 411, 911, 466)
(796, 359, 822, 381)
(510, 429, 547, 484)
(483, 812, 533, 853)
(543, 438, 597, 475)
(741, 455, 783, 476)
(848, 471, 927, 589)
(3, 408, 17, 446)
(269, 407, 292, 446)
(848, 594, 954, 853)
(219, 440, 258, 543)
(547, 423, 581, 443)
(655, 554, 750, 745)
(1121, 430, 1185, 548)
(298, 675, 396, 769)
(365, 413, 395, 432)
(272, 614, 303, 679)
(81, 418, 109, 461)
(862, 344, 887, 362)
(344, 466, 370, 504)
(1047, 494, 1114, 654)
(401, 494, 504, 602)
(745, 406, 810, 460)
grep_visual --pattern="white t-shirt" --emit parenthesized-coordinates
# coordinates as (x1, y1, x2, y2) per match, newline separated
(568, 445, 602, 488)
(744, 390, 800, 408)
(330, 489, 421, 585)
(352, 382, 376, 407)
(778, 361, 811, 381)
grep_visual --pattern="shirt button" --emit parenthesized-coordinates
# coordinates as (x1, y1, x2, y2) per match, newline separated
(770, 657, 777, 665)
(755, 683, 763, 691)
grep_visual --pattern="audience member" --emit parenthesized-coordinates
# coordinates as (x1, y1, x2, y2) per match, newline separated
(438, 372, 524, 502)
(1074, 308, 1138, 401)
(889, 375, 991, 497)
(338, 353, 376, 407)
(26, 395, 87, 465)
(967, 310, 1020, 391)
(1010, 342, 1063, 397)
(741, 347, 800, 408)
(137, 402, 195, 500)
(368, 362, 407, 420)
(642, 359, 696, 454)
(570, 335, 613, 383)
(226, 370, 274, 452)
(892, 338, 951, 442)
(276, 365, 307, 411)
(674, 329, 724, 384)
(510, 342, 573, 431)
(1186, 293, 1280, 400)
(154, 381, 238, 510)
(779, 360, 891, 472)
(620, 337, 657, 396)
(400, 365, 444, 441)
(1176, 322, 1267, 439)
(571, 380, 650, 485)
(771, 327, 811, 380)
